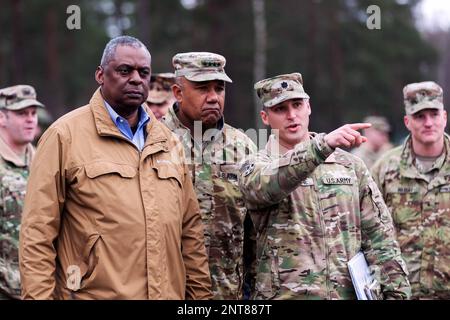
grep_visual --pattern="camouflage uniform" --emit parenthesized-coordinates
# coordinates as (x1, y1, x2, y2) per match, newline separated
(352, 116, 393, 169)
(162, 52, 257, 299)
(352, 143, 393, 170)
(238, 73, 411, 300)
(371, 81, 449, 299)
(0, 85, 43, 299)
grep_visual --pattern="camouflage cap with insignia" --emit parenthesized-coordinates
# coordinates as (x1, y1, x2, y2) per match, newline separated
(362, 115, 391, 132)
(147, 72, 175, 104)
(172, 52, 232, 83)
(254, 73, 310, 108)
(403, 81, 444, 115)
(0, 85, 45, 110)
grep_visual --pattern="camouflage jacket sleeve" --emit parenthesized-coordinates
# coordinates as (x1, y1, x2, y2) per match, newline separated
(239, 133, 334, 208)
(357, 160, 411, 299)
(370, 155, 387, 196)
(180, 158, 213, 300)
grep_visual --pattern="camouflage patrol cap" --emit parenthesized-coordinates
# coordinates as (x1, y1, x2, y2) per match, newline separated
(254, 73, 310, 108)
(147, 72, 175, 104)
(0, 85, 45, 110)
(403, 81, 444, 115)
(172, 52, 232, 83)
(362, 116, 391, 132)
(151, 72, 176, 87)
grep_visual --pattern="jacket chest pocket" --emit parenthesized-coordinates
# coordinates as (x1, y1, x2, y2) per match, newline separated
(85, 162, 136, 179)
(76, 162, 137, 203)
(152, 163, 183, 225)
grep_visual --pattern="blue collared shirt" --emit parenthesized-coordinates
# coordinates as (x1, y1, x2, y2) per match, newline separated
(104, 101, 150, 151)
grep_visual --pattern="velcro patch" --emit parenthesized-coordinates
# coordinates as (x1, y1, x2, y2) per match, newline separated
(217, 172, 238, 181)
(322, 176, 353, 185)
(396, 187, 419, 194)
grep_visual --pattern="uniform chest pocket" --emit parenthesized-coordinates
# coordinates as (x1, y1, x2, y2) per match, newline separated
(0, 171, 27, 222)
(317, 173, 356, 216)
(386, 189, 421, 227)
(211, 163, 245, 209)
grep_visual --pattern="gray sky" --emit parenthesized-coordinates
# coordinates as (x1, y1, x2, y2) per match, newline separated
(180, 0, 450, 32)
(415, 0, 450, 31)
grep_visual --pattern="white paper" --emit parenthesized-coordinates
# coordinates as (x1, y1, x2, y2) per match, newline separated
(347, 251, 375, 300)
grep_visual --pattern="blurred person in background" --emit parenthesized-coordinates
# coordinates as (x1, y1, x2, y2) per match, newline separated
(33, 108, 53, 144)
(0, 85, 44, 299)
(147, 72, 176, 120)
(352, 115, 393, 169)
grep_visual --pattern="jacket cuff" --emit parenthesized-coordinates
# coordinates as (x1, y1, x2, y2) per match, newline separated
(312, 133, 334, 160)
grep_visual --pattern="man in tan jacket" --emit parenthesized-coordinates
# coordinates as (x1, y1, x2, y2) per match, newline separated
(19, 36, 212, 300)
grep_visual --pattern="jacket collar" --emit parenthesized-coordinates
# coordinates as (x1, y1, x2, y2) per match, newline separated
(163, 102, 225, 145)
(0, 134, 34, 167)
(400, 133, 450, 186)
(90, 88, 168, 154)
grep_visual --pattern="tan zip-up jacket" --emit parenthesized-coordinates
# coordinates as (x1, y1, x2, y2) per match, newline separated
(19, 88, 212, 299)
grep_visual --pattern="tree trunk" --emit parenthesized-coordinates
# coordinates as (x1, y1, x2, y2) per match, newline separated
(252, 0, 266, 129)
(306, 0, 318, 98)
(442, 32, 450, 109)
(45, 8, 64, 116)
(114, 0, 125, 36)
(137, 0, 151, 46)
(328, 1, 343, 123)
(11, 0, 24, 83)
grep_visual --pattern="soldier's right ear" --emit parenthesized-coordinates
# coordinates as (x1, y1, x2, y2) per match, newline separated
(260, 109, 270, 126)
(95, 66, 104, 85)
(172, 83, 183, 103)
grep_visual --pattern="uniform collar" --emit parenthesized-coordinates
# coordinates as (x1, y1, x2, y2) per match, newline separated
(400, 133, 450, 182)
(0, 134, 34, 167)
(163, 102, 225, 144)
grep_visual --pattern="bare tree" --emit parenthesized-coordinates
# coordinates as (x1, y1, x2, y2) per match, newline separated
(252, 0, 266, 129)
(11, 0, 24, 83)
(137, 0, 151, 46)
(45, 6, 64, 116)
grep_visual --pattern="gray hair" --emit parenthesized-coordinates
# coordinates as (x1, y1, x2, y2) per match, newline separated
(100, 35, 151, 67)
